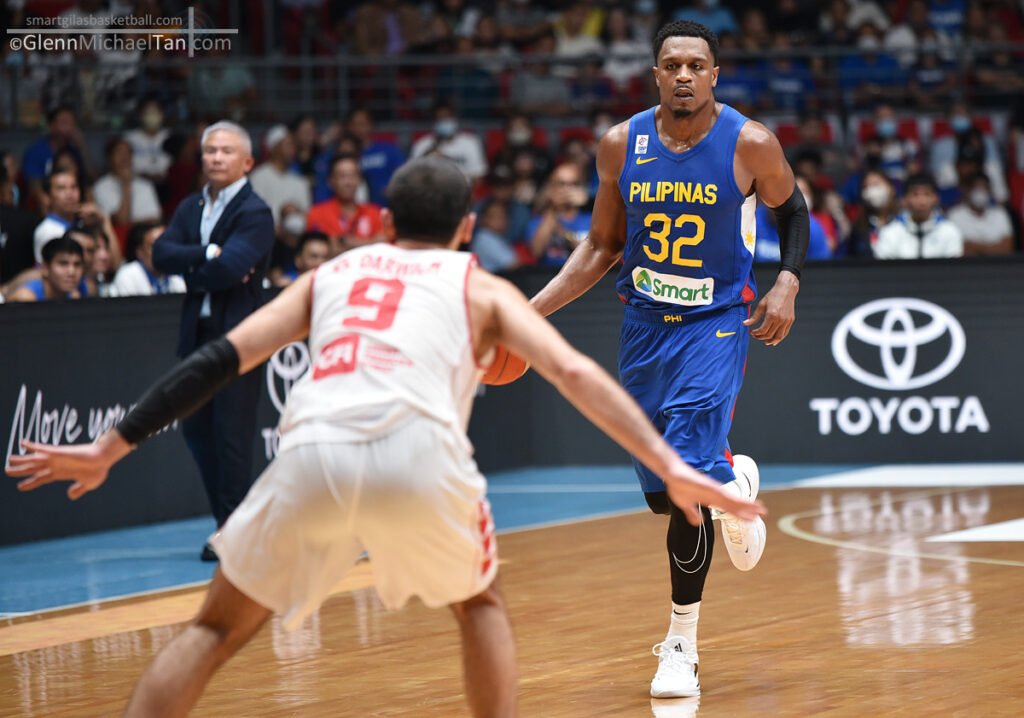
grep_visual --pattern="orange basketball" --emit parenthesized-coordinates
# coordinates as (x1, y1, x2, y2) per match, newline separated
(481, 345, 529, 385)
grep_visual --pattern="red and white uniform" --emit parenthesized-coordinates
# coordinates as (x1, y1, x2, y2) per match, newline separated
(213, 244, 496, 629)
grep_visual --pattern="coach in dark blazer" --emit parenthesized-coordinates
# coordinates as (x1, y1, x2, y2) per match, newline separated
(153, 121, 274, 560)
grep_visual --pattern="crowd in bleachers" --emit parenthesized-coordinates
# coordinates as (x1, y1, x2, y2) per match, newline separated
(2, 0, 1023, 303)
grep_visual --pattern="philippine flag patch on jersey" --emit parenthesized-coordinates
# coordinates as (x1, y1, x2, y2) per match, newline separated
(635, 134, 649, 155)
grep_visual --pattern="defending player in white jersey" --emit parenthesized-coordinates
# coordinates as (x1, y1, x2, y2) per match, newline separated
(7, 157, 764, 718)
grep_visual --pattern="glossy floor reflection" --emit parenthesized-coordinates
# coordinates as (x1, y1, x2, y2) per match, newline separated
(2, 481, 1024, 716)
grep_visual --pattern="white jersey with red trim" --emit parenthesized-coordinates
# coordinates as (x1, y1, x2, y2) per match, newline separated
(278, 243, 481, 451)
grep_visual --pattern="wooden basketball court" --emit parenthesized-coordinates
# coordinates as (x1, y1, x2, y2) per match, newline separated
(3, 483, 1023, 716)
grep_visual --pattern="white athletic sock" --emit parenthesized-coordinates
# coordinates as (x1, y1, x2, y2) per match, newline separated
(668, 601, 700, 648)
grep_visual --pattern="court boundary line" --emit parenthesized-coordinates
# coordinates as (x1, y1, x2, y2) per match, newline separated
(777, 486, 1024, 568)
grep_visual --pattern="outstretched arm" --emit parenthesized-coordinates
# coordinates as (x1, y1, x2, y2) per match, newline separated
(736, 122, 806, 346)
(470, 269, 765, 525)
(7, 272, 314, 499)
(529, 123, 628, 317)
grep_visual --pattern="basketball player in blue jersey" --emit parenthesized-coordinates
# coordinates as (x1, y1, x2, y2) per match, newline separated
(531, 20, 809, 699)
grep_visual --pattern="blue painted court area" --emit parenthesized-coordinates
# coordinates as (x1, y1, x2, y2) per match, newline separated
(0, 464, 857, 616)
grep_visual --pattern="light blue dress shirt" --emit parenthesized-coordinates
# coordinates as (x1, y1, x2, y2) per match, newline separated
(198, 175, 248, 317)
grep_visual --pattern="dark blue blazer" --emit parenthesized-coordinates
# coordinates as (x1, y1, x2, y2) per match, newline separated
(153, 181, 274, 357)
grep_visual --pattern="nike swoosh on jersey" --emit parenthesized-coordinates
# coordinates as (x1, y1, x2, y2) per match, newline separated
(716, 330, 736, 338)
(636, 157, 659, 165)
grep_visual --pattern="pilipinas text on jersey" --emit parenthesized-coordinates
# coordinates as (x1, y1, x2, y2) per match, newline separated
(615, 105, 758, 318)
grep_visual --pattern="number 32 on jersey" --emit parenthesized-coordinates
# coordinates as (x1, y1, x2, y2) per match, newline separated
(643, 212, 705, 268)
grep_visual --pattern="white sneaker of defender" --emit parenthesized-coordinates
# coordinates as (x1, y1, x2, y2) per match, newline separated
(650, 635, 700, 698)
(711, 454, 766, 571)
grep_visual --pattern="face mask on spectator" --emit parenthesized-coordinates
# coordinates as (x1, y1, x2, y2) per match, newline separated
(593, 121, 613, 139)
(508, 128, 532, 145)
(951, 115, 971, 134)
(875, 119, 897, 139)
(968, 188, 990, 209)
(858, 35, 881, 51)
(862, 184, 892, 209)
(435, 119, 458, 139)
(283, 212, 306, 236)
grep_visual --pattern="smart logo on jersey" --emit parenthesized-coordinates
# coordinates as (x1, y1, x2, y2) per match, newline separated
(632, 266, 713, 306)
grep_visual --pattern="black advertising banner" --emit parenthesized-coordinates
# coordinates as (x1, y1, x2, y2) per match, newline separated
(2, 258, 1022, 544)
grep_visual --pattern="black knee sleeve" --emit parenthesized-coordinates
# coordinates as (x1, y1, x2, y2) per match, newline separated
(645, 490, 672, 515)
(666, 504, 714, 605)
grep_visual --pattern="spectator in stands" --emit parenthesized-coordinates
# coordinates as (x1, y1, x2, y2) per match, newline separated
(602, 6, 648, 92)
(22, 106, 92, 212)
(839, 23, 905, 108)
(473, 14, 516, 74)
(560, 136, 598, 203)
(510, 148, 544, 207)
(672, 0, 738, 36)
(874, 172, 963, 258)
(786, 113, 847, 187)
(927, 0, 966, 38)
(553, 2, 603, 79)
(475, 164, 532, 246)
(631, 0, 662, 45)
(948, 174, 1015, 256)
(759, 32, 815, 112)
(0, 163, 42, 288)
(5, 234, 85, 302)
(267, 202, 307, 285)
(306, 155, 385, 254)
(972, 24, 1024, 108)
(441, 36, 502, 119)
(249, 125, 312, 228)
(162, 130, 202, 219)
(410, 105, 488, 183)
(712, 33, 763, 117)
(755, 175, 832, 262)
(89, 228, 116, 297)
(433, 0, 481, 38)
(124, 97, 172, 186)
(93, 138, 162, 242)
(471, 200, 520, 273)
(527, 162, 591, 267)
(186, 46, 257, 122)
(289, 115, 322, 188)
(571, 59, 615, 113)
(930, 102, 1009, 206)
(738, 8, 772, 51)
(110, 222, 187, 296)
(848, 169, 901, 256)
(32, 170, 81, 264)
(350, 0, 423, 55)
(871, 104, 920, 185)
(492, 114, 553, 180)
(494, 0, 551, 48)
(345, 108, 405, 207)
(817, 0, 858, 46)
(510, 32, 574, 116)
(885, 0, 954, 67)
(907, 33, 957, 110)
(273, 231, 330, 287)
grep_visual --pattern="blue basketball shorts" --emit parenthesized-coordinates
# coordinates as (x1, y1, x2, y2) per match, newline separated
(617, 304, 750, 493)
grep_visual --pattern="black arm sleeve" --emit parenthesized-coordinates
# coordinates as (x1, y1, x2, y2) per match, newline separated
(115, 337, 240, 446)
(770, 186, 810, 280)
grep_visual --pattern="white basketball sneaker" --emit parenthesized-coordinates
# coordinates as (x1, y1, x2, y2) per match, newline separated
(711, 454, 766, 571)
(650, 635, 700, 698)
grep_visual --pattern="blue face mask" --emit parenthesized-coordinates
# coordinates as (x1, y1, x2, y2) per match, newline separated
(951, 116, 971, 133)
(435, 119, 458, 139)
(876, 119, 897, 139)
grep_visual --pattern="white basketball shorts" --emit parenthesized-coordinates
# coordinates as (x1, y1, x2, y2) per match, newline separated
(210, 416, 498, 631)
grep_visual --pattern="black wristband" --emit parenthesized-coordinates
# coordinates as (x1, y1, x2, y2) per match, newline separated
(116, 337, 240, 446)
(771, 185, 810, 281)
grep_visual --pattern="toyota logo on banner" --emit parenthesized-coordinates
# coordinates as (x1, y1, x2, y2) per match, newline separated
(831, 298, 966, 391)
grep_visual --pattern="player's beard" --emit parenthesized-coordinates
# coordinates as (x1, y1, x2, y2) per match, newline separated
(672, 107, 693, 118)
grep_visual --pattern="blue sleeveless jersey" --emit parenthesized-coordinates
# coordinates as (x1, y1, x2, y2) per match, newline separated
(615, 104, 757, 318)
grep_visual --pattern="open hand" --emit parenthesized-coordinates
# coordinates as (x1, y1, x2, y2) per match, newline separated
(664, 470, 767, 526)
(743, 270, 798, 346)
(6, 433, 130, 500)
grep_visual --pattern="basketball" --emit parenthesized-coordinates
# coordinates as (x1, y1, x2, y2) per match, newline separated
(481, 345, 529, 385)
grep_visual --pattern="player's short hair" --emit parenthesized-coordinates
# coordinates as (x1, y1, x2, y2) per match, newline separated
(297, 230, 329, 253)
(904, 172, 938, 194)
(652, 20, 719, 64)
(386, 157, 471, 244)
(42, 233, 85, 264)
(201, 120, 253, 157)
